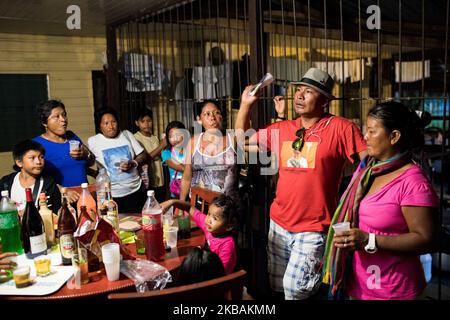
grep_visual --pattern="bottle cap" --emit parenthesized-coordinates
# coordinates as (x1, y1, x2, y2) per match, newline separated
(147, 190, 155, 196)
(1, 190, 8, 197)
(39, 192, 46, 199)
(81, 183, 88, 188)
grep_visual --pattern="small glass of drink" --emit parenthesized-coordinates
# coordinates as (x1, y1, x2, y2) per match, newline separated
(72, 248, 89, 285)
(13, 266, 31, 288)
(34, 255, 51, 277)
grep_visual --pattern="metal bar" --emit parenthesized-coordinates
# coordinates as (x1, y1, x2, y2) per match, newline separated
(358, 0, 363, 127)
(244, 0, 250, 87)
(170, 8, 177, 121)
(340, 0, 345, 116)
(377, 0, 382, 100)
(281, 0, 287, 91)
(324, 0, 328, 72)
(259, 0, 266, 113)
(308, 0, 312, 68)
(421, 0, 425, 112)
(293, 0, 300, 82)
(162, 10, 169, 126)
(235, 0, 242, 103)
(439, 0, 450, 302)
(106, 24, 120, 112)
(398, 0, 402, 98)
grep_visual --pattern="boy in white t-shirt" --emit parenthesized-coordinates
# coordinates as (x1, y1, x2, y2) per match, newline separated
(0, 139, 61, 216)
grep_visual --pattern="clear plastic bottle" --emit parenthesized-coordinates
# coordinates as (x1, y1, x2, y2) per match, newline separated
(95, 168, 111, 213)
(142, 190, 165, 261)
(77, 183, 97, 221)
(0, 190, 23, 254)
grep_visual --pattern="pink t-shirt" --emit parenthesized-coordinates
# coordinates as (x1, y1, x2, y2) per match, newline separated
(192, 209, 237, 274)
(347, 164, 439, 300)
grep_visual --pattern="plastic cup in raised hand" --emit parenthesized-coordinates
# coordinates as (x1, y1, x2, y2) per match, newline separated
(166, 227, 178, 248)
(101, 243, 120, 281)
(69, 140, 80, 152)
(332, 222, 350, 235)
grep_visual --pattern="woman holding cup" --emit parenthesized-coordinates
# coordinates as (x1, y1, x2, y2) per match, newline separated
(33, 100, 95, 203)
(322, 102, 439, 300)
(87, 108, 147, 213)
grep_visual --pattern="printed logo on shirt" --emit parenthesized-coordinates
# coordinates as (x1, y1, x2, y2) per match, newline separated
(280, 141, 318, 169)
(102, 145, 133, 182)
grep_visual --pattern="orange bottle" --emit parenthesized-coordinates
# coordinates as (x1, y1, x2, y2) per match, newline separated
(76, 183, 97, 220)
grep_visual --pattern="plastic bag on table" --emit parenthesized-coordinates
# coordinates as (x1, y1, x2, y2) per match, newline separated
(74, 213, 135, 261)
(120, 258, 172, 293)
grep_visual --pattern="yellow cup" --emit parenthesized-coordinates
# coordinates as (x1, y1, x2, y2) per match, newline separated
(13, 266, 31, 288)
(34, 255, 51, 277)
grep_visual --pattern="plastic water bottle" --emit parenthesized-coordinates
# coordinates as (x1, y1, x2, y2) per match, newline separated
(95, 168, 111, 212)
(0, 190, 23, 254)
(420, 254, 432, 283)
(142, 190, 165, 261)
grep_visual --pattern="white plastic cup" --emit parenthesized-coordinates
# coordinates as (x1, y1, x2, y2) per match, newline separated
(332, 222, 350, 235)
(166, 226, 178, 248)
(101, 243, 120, 281)
(69, 140, 80, 152)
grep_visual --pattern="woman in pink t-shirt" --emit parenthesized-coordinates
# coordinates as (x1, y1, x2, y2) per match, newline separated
(323, 101, 439, 300)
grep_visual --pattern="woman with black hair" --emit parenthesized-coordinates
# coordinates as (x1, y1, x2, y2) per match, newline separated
(179, 101, 238, 201)
(323, 101, 439, 300)
(87, 108, 147, 213)
(33, 100, 94, 203)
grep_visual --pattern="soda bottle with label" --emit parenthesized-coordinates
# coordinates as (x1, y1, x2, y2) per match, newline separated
(142, 190, 165, 261)
(0, 190, 23, 254)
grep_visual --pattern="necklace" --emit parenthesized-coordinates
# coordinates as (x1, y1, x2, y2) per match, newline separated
(302, 115, 335, 143)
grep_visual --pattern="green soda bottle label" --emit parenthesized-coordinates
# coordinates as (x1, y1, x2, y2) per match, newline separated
(0, 211, 19, 229)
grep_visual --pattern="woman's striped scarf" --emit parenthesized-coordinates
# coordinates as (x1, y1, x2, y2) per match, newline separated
(322, 152, 412, 298)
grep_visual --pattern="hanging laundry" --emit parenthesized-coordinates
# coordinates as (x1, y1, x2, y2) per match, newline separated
(395, 60, 430, 83)
(123, 53, 171, 92)
(314, 60, 363, 84)
(192, 65, 218, 101)
(215, 62, 233, 98)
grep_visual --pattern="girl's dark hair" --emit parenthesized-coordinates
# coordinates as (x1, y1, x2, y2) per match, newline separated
(134, 108, 153, 122)
(12, 139, 46, 172)
(36, 100, 66, 127)
(211, 194, 239, 232)
(368, 101, 430, 153)
(165, 121, 186, 149)
(95, 107, 120, 132)
(176, 247, 225, 286)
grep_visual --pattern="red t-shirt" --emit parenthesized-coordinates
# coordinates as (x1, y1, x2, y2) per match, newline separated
(256, 114, 366, 233)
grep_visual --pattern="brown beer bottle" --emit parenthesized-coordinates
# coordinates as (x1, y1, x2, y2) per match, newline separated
(57, 188, 77, 265)
(78, 205, 101, 272)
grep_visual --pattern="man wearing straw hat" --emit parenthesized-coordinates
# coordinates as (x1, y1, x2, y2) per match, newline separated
(235, 67, 367, 300)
